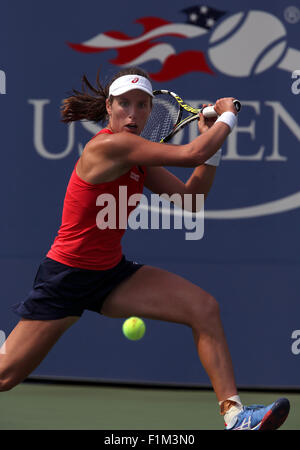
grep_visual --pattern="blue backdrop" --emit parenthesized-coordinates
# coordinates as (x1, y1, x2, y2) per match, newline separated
(1, 0, 300, 388)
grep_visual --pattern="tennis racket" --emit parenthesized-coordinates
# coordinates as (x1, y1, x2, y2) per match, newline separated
(141, 90, 241, 143)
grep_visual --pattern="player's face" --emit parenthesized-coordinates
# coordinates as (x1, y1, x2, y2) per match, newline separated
(106, 89, 152, 135)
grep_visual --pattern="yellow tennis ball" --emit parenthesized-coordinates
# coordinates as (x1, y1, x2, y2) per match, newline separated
(122, 317, 146, 341)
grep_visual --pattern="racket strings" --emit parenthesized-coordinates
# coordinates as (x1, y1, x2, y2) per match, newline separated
(141, 94, 181, 142)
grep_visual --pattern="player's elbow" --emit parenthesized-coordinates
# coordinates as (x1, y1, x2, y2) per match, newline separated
(185, 144, 208, 167)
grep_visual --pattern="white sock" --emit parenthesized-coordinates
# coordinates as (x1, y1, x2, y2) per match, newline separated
(219, 395, 243, 426)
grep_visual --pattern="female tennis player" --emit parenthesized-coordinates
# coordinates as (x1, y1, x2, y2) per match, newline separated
(1, 67, 289, 430)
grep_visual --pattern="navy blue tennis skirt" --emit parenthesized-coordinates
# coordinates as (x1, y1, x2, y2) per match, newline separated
(12, 256, 143, 320)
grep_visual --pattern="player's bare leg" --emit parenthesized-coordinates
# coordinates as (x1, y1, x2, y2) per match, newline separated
(101, 265, 238, 402)
(0, 316, 79, 391)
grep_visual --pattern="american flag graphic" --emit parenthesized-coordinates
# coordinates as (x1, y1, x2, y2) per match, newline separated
(68, 5, 226, 81)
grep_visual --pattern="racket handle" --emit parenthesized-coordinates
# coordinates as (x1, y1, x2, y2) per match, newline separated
(202, 99, 241, 118)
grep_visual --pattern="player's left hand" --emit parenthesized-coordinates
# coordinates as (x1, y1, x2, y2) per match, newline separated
(198, 104, 217, 134)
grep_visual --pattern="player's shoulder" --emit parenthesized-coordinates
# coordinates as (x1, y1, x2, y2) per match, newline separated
(83, 132, 113, 157)
(86, 131, 141, 156)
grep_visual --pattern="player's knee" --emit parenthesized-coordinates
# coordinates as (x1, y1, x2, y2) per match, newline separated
(190, 292, 220, 327)
(202, 293, 220, 318)
(0, 378, 14, 392)
(0, 374, 18, 392)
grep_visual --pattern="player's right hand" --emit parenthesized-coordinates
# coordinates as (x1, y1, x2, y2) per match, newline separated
(214, 97, 237, 116)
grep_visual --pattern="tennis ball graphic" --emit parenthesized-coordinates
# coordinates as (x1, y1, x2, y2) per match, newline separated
(208, 11, 287, 77)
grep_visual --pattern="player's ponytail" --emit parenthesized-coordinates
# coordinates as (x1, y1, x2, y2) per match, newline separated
(61, 67, 151, 124)
(61, 68, 108, 123)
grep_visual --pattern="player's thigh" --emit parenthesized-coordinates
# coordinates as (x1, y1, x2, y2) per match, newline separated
(101, 265, 217, 326)
(0, 316, 79, 388)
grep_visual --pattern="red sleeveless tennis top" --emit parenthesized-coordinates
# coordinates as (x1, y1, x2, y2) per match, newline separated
(47, 129, 146, 270)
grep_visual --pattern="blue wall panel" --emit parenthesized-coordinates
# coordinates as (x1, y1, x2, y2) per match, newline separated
(1, 0, 299, 387)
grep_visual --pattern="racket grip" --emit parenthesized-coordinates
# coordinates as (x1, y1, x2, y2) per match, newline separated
(202, 100, 241, 118)
(201, 105, 217, 118)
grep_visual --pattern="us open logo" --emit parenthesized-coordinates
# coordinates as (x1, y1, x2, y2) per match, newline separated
(68, 8, 300, 80)
(29, 6, 300, 220)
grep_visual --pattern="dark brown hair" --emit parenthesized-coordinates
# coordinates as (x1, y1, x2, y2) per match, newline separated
(61, 67, 151, 124)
